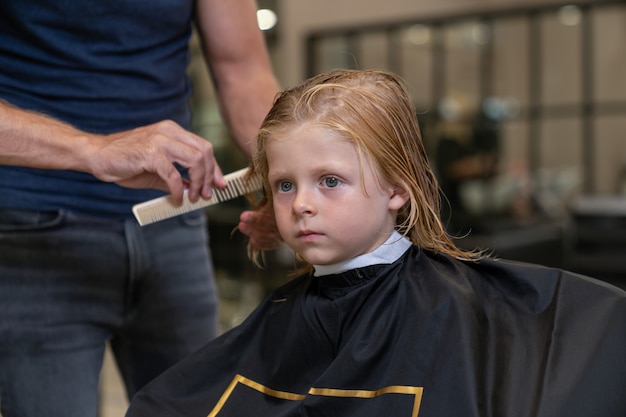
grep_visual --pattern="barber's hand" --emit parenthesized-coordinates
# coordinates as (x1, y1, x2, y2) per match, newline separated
(89, 120, 225, 203)
(238, 204, 283, 250)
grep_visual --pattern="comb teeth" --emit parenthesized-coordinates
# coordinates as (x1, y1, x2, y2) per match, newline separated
(132, 167, 262, 226)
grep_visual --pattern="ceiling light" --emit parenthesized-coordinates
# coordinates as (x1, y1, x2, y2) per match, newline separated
(257, 9, 277, 31)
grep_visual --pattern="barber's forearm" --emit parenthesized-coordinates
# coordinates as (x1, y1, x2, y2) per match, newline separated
(195, 0, 280, 160)
(0, 100, 224, 200)
(216, 71, 279, 159)
(0, 100, 95, 172)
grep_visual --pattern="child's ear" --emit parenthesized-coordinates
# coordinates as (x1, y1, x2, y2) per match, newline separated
(388, 183, 410, 211)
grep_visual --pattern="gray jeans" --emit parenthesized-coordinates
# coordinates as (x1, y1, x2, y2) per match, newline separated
(0, 209, 218, 417)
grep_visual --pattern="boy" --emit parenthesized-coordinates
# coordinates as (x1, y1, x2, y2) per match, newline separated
(127, 69, 625, 417)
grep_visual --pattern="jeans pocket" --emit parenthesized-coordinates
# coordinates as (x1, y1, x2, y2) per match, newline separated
(178, 209, 207, 228)
(0, 209, 66, 232)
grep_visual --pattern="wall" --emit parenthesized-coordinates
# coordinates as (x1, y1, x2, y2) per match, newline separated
(274, 0, 604, 86)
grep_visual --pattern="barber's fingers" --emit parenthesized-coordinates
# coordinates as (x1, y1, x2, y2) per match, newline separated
(185, 139, 227, 200)
(155, 121, 219, 199)
(154, 154, 187, 201)
(140, 121, 226, 202)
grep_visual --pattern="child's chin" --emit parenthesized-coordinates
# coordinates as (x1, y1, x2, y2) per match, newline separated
(305, 256, 346, 266)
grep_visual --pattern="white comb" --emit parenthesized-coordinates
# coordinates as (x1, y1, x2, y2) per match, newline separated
(132, 167, 262, 226)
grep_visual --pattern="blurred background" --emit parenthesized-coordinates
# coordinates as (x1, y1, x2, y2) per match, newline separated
(100, 0, 626, 414)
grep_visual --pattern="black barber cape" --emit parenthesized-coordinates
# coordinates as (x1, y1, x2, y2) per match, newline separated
(126, 244, 626, 417)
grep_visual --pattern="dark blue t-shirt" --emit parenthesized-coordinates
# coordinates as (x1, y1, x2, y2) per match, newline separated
(0, 0, 195, 219)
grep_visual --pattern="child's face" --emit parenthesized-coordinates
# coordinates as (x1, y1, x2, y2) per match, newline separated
(265, 123, 408, 266)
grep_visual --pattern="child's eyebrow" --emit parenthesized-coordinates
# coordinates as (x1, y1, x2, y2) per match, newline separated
(269, 161, 351, 175)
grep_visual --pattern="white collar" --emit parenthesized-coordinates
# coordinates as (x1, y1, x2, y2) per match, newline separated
(313, 231, 412, 277)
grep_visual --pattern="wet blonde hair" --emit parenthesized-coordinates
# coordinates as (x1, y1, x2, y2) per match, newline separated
(249, 69, 484, 271)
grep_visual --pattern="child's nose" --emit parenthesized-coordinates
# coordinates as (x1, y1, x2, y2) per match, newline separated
(293, 189, 316, 216)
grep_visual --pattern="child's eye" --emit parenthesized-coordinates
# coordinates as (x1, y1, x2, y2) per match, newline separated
(322, 176, 341, 188)
(278, 181, 293, 192)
